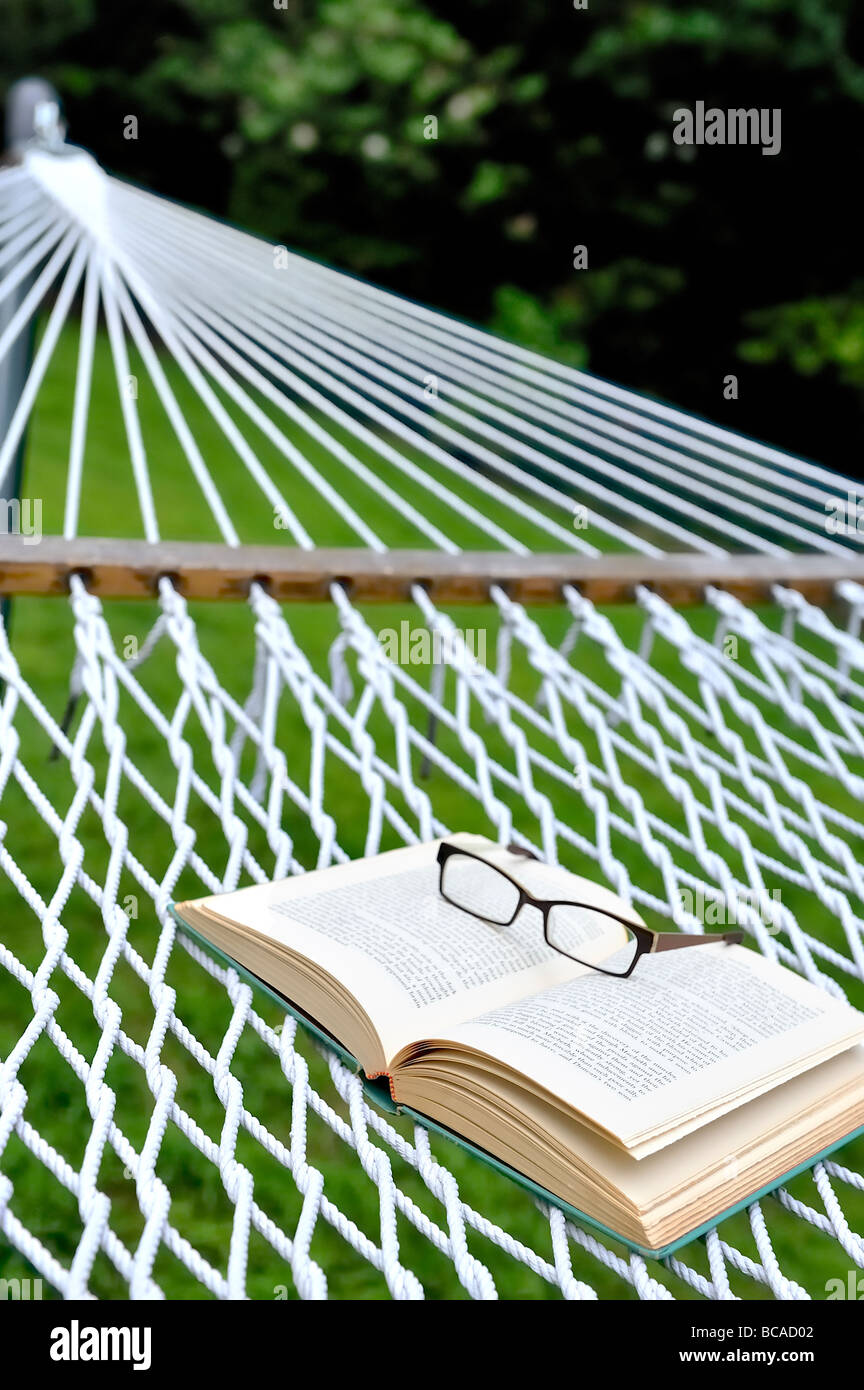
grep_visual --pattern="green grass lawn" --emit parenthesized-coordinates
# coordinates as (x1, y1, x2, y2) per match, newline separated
(1, 318, 863, 1299)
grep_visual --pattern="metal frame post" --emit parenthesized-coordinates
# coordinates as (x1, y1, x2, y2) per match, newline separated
(0, 78, 64, 643)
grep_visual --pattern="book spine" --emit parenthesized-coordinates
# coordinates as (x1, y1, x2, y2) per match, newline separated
(366, 1068, 398, 1103)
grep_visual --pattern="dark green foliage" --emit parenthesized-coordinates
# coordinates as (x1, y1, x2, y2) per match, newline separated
(3, 0, 863, 467)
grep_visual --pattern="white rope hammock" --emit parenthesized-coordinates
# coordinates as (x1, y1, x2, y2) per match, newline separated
(1, 140, 864, 1300)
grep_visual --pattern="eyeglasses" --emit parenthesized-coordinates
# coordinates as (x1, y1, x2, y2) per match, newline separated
(437, 841, 743, 979)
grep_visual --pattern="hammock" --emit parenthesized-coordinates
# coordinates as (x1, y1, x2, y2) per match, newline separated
(1, 128, 863, 1301)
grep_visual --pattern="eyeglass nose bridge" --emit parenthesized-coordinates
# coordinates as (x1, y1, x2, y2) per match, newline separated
(511, 894, 546, 928)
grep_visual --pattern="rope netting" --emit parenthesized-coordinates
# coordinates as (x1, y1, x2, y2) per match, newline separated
(1, 142, 864, 1300)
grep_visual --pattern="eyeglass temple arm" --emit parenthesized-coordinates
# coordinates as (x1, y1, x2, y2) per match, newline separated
(653, 930, 744, 953)
(506, 842, 540, 861)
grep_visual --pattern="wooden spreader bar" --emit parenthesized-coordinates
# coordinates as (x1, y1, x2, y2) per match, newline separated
(1, 536, 863, 606)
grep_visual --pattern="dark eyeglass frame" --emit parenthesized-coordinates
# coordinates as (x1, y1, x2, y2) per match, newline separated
(437, 841, 743, 979)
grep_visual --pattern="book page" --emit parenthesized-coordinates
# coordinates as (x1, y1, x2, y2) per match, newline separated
(189, 837, 627, 1060)
(447, 944, 864, 1153)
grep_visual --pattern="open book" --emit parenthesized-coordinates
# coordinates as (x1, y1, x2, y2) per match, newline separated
(172, 835, 864, 1254)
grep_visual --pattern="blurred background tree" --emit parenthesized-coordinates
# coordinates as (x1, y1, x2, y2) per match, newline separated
(2, 0, 862, 472)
